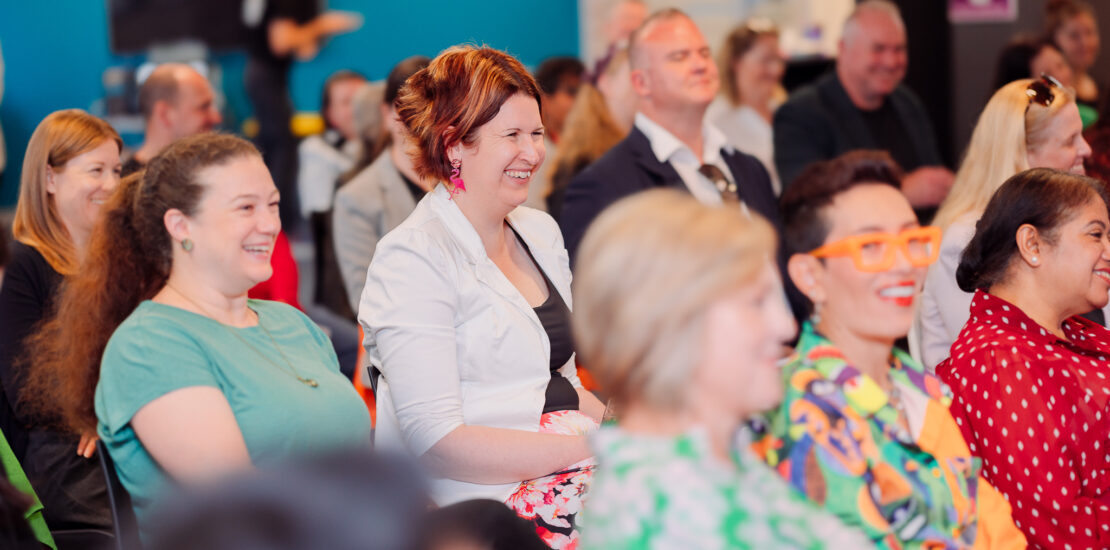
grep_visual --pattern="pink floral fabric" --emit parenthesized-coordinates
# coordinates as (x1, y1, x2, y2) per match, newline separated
(505, 409, 598, 549)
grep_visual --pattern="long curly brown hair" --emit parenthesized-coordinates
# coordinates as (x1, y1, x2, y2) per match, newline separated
(20, 133, 259, 433)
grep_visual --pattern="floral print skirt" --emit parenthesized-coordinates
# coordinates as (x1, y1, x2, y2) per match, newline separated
(505, 409, 598, 549)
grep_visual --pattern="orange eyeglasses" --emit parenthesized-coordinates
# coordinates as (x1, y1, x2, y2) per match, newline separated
(808, 226, 942, 272)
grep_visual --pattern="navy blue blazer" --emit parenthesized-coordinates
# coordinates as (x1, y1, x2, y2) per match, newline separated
(559, 125, 806, 320)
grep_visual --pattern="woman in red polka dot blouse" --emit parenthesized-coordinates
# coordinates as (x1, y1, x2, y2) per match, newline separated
(938, 168, 1110, 548)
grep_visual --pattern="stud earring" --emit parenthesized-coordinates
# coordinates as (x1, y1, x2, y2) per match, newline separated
(182, 239, 194, 252)
(448, 158, 466, 199)
(1031, 255, 1038, 265)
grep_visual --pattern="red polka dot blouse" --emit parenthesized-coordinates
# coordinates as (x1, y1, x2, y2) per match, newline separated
(938, 291, 1110, 549)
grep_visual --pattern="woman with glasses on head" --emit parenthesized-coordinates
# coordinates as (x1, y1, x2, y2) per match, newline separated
(919, 76, 1093, 370)
(938, 168, 1110, 548)
(751, 151, 1023, 549)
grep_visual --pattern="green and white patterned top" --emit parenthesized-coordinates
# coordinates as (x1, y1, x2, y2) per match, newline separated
(580, 425, 874, 549)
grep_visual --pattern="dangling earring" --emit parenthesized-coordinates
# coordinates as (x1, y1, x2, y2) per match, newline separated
(448, 158, 466, 199)
(810, 301, 823, 327)
(182, 238, 194, 252)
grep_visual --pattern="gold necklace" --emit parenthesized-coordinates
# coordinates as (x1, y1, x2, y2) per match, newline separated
(165, 285, 319, 388)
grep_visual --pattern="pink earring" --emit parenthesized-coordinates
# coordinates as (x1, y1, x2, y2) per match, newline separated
(448, 158, 466, 199)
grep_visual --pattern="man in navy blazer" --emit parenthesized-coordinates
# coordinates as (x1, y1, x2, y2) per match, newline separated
(560, 8, 802, 319)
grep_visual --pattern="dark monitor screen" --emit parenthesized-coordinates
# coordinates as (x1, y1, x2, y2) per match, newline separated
(108, 0, 248, 53)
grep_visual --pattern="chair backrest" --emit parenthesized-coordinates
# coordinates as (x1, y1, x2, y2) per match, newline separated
(96, 439, 142, 550)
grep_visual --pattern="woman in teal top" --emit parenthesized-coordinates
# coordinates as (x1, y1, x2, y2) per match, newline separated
(571, 190, 871, 549)
(25, 133, 371, 535)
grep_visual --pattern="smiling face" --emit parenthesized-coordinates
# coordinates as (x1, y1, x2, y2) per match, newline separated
(692, 261, 796, 418)
(452, 93, 545, 213)
(185, 155, 281, 294)
(838, 9, 907, 105)
(1027, 103, 1092, 175)
(734, 34, 784, 106)
(1055, 12, 1100, 72)
(46, 139, 121, 246)
(1039, 197, 1110, 317)
(632, 15, 719, 112)
(807, 184, 925, 342)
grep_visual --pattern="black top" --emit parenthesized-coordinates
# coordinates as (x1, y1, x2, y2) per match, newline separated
(120, 155, 145, 179)
(246, 0, 319, 73)
(0, 242, 63, 460)
(860, 99, 922, 173)
(511, 229, 578, 413)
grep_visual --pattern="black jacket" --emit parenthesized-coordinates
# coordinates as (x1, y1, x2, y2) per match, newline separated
(559, 125, 806, 321)
(773, 72, 944, 188)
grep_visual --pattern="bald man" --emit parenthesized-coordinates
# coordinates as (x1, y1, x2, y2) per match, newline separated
(558, 9, 806, 318)
(773, 0, 952, 211)
(124, 63, 222, 176)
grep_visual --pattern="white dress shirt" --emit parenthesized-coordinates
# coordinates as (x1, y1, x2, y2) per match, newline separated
(634, 112, 738, 207)
(359, 184, 584, 505)
(296, 131, 360, 217)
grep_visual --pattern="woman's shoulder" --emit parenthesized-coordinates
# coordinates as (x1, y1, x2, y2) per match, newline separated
(6, 241, 59, 280)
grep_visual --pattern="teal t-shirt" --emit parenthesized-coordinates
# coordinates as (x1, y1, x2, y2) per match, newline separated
(95, 299, 371, 529)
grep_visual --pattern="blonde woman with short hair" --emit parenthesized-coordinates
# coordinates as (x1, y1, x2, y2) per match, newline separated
(918, 77, 1093, 369)
(576, 189, 871, 548)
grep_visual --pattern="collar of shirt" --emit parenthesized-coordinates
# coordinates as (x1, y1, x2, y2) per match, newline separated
(967, 290, 1110, 352)
(634, 112, 738, 206)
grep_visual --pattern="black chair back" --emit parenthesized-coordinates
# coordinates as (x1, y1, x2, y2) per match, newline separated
(96, 439, 142, 550)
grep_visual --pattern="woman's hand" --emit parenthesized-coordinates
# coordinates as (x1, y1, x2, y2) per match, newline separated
(77, 432, 98, 458)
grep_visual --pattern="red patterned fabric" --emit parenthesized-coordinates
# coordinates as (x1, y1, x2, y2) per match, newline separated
(937, 290, 1110, 548)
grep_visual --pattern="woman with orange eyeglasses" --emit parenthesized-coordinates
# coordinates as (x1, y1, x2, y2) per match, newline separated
(749, 151, 1025, 549)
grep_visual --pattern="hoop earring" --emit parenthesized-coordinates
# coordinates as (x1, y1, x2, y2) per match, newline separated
(182, 239, 194, 252)
(448, 158, 466, 199)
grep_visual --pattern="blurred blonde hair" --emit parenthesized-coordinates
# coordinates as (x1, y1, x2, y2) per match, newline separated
(933, 78, 1076, 231)
(12, 109, 121, 275)
(572, 189, 775, 411)
(546, 48, 630, 200)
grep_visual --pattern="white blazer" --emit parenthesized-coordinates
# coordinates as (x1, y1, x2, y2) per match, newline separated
(359, 184, 583, 505)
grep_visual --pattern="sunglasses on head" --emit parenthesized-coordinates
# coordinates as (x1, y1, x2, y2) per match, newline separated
(1026, 74, 1063, 111)
(808, 226, 942, 273)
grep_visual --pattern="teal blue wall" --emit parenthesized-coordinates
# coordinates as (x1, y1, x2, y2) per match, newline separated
(0, 1, 580, 206)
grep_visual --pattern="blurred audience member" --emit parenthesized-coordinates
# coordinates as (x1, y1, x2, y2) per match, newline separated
(574, 189, 872, 548)
(300, 70, 367, 325)
(364, 46, 604, 549)
(1046, 0, 1101, 111)
(334, 56, 431, 314)
(774, 0, 952, 212)
(528, 57, 586, 211)
(23, 133, 371, 536)
(145, 449, 429, 550)
(561, 9, 778, 265)
(124, 63, 222, 177)
(938, 168, 1110, 548)
(590, 0, 647, 77)
(341, 81, 387, 182)
(535, 57, 585, 145)
(1083, 85, 1110, 183)
(0, 110, 120, 530)
(242, 0, 360, 228)
(708, 19, 786, 194)
(297, 70, 366, 220)
(992, 36, 1097, 126)
(0, 223, 8, 289)
(754, 150, 1023, 548)
(921, 77, 1092, 369)
(546, 48, 633, 220)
